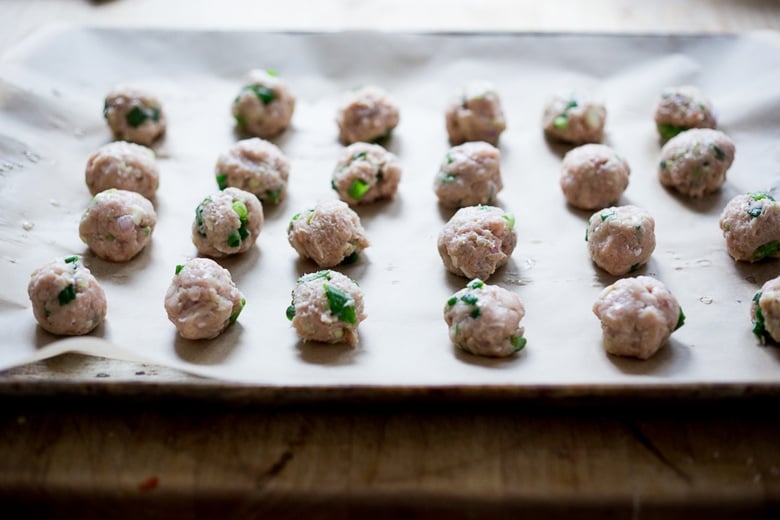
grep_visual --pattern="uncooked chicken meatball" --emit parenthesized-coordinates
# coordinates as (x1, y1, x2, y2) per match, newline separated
(215, 138, 290, 204)
(443, 279, 526, 358)
(192, 187, 264, 258)
(445, 81, 506, 145)
(285, 270, 366, 346)
(232, 69, 296, 139)
(28, 256, 107, 336)
(287, 199, 369, 268)
(79, 189, 157, 262)
(593, 276, 685, 360)
(654, 85, 717, 141)
(719, 192, 780, 262)
(164, 258, 245, 340)
(332, 142, 402, 205)
(658, 128, 735, 198)
(542, 93, 606, 144)
(336, 86, 400, 145)
(434, 141, 502, 208)
(751, 276, 780, 344)
(85, 141, 159, 200)
(560, 144, 630, 210)
(586, 205, 655, 276)
(103, 86, 166, 146)
(438, 205, 517, 280)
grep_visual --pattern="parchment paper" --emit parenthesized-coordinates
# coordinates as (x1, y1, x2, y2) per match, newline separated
(1, 27, 780, 388)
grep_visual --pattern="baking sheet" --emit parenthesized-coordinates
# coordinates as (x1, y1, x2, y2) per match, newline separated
(1, 27, 780, 390)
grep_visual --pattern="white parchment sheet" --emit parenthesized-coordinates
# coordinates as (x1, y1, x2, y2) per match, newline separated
(1, 27, 780, 387)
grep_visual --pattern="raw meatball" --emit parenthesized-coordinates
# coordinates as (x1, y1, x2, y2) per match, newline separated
(336, 86, 400, 145)
(215, 138, 290, 204)
(434, 141, 502, 208)
(542, 93, 606, 144)
(164, 258, 245, 340)
(438, 205, 517, 280)
(658, 128, 735, 198)
(443, 279, 526, 358)
(79, 189, 157, 262)
(192, 187, 264, 258)
(232, 69, 296, 138)
(654, 85, 717, 141)
(587, 205, 655, 276)
(751, 276, 780, 344)
(285, 270, 366, 346)
(27, 255, 107, 336)
(445, 81, 506, 146)
(560, 144, 630, 210)
(592, 276, 685, 360)
(84, 141, 159, 200)
(103, 86, 166, 146)
(332, 142, 402, 205)
(287, 199, 370, 268)
(719, 192, 780, 262)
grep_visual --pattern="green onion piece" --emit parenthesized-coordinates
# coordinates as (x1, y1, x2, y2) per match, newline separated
(461, 294, 478, 306)
(229, 298, 246, 324)
(352, 151, 367, 161)
(600, 210, 615, 222)
(657, 122, 685, 141)
(467, 279, 484, 290)
(58, 284, 76, 306)
(324, 283, 357, 324)
(266, 69, 278, 77)
(553, 114, 569, 129)
(712, 144, 726, 160)
(447, 296, 458, 307)
(659, 160, 667, 170)
(748, 207, 763, 218)
(585, 226, 589, 242)
(511, 335, 527, 352)
(232, 200, 248, 222)
(565, 99, 578, 111)
(265, 187, 283, 204)
(754, 240, 780, 261)
(502, 214, 515, 230)
(298, 270, 331, 284)
(234, 113, 246, 130)
(216, 174, 228, 191)
(341, 251, 359, 265)
(64, 256, 78, 264)
(238, 225, 249, 240)
(348, 179, 370, 200)
(124, 105, 160, 128)
(470, 307, 481, 319)
(440, 173, 456, 184)
(753, 292, 770, 343)
(750, 192, 775, 202)
(175, 264, 184, 275)
(286, 303, 296, 321)
(195, 200, 208, 237)
(246, 85, 276, 105)
(446, 153, 454, 165)
(675, 308, 686, 331)
(227, 230, 241, 248)
(102, 99, 109, 120)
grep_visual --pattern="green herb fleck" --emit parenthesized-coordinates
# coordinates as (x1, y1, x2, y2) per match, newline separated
(216, 174, 228, 191)
(467, 279, 485, 290)
(750, 192, 775, 202)
(195, 197, 210, 237)
(266, 69, 278, 77)
(659, 160, 667, 170)
(675, 308, 686, 331)
(324, 283, 357, 324)
(286, 303, 296, 321)
(229, 298, 246, 324)
(657, 122, 685, 141)
(352, 151, 367, 161)
(58, 284, 76, 306)
(447, 296, 458, 307)
(227, 230, 241, 248)
(754, 240, 780, 261)
(712, 144, 726, 160)
(753, 292, 771, 343)
(553, 114, 569, 129)
(585, 226, 589, 242)
(440, 173, 456, 184)
(565, 99, 578, 111)
(244, 84, 276, 105)
(234, 113, 246, 130)
(600, 210, 616, 222)
(348, 179, 370, 200)
(232, 200, 248, 222)
(470, 307, 481, 319)
(446, 153, 454, 165)
(298, 271, 332, 284)
(175, 264, 184, 275)
(125, 105, 160, 128)
(64, 256, 78, 264)
(265, 187, 283, 204)
(341, 251, 359, 265)
(748, 206, 763, 218)
(511, 335, 527, 352)
(102, 99, 109, 120)
(502, 213, 515, 230)
(461, 294, 478, 306)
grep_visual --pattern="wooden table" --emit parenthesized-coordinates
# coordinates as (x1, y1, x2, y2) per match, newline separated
(2, 1, 780, 516)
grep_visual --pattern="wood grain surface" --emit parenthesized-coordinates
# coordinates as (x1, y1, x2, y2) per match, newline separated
(1, 1, 780, 517)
